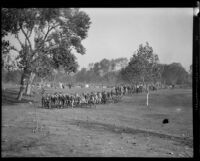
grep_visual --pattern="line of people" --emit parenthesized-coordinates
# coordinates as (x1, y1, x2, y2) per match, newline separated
(41, 90, 122, 109)
(41, 84, 155, 109)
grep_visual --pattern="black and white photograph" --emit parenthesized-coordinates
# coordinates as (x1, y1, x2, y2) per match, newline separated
(1, 5, 198, 157)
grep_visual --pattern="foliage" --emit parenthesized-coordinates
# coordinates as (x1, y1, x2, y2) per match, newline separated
(2, 8, 91, 79)
(75, 57, 128, 84)
(121, 42, 161, 85)
(91, 57, 128, 77)
(102, 71, 120, 85)
(161, 63, 190, 85)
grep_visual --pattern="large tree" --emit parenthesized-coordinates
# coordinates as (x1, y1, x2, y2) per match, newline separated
(121, 42, 161, 107)
(75, 67, 88, 82)
(2, 8, 91, 100)
(90, 57, 128, 78)
(161, 63, 189, 85)
(110, 57, 128, 71)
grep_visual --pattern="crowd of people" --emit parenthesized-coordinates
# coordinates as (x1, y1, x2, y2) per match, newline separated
(41, 84, 157, 109)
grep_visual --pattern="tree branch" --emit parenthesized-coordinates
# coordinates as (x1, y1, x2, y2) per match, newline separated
(15, 34, 24, 49)
(29, 22, 60, 62)
(43, 23, 60, 42)
(30, 23, 59, 59)
(27, 27, 33, 38)
(20, 25, 33, 51)
(31, 43, 59, 63)
(10, 46, 20, 52)
(26, 28, 30, 38)
(43, 23, 51, 42)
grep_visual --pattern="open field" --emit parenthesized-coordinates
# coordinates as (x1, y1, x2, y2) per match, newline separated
(1, 84, 193, 157)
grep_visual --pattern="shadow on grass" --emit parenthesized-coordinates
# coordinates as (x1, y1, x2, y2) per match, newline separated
(2, 88, 34, 106)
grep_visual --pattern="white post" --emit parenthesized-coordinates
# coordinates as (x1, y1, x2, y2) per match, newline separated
(146, 85, 149, 107)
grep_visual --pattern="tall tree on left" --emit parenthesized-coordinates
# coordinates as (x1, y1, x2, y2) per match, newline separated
(1, 8, 91, 100)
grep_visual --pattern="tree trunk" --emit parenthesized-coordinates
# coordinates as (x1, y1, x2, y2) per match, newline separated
(17, 73, 27, 101)
(25, 72, 36, 95)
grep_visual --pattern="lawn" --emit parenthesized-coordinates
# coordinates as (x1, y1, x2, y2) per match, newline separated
(1, 84, 193, 157)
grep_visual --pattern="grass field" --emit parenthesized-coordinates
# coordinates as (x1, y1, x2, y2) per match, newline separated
(1, 84, 193, 157)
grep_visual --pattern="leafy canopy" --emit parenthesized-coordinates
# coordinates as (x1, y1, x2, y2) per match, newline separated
(161, 63, 189, 85)
(2, 8, 91, 78)
(121, 42, 161, 84)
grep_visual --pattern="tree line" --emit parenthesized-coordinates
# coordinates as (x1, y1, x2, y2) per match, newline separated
(74, 43, 192, 87)
(2, 42, 192, 88)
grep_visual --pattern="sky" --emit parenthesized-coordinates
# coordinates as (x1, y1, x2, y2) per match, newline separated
(6, 8, 193, 72)
(75, 8, 193, 71)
